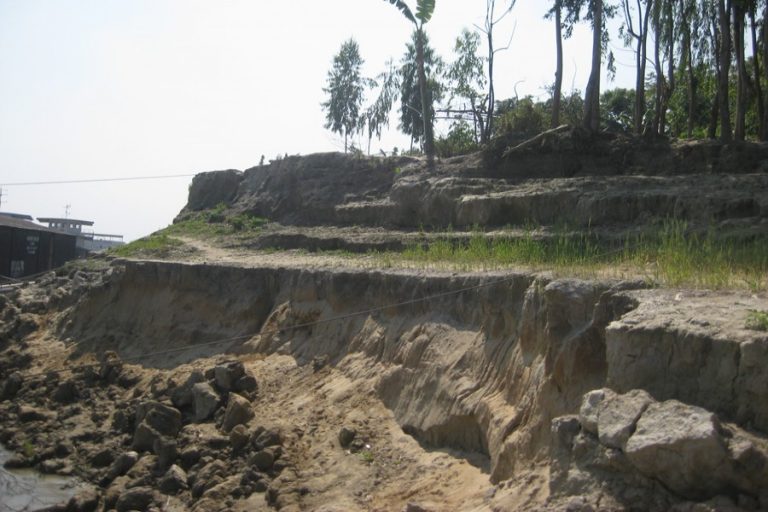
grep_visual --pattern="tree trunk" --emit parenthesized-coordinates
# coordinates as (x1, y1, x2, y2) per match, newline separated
(583, 0, 603, 133)
(485, 23, 496, 142)
(750, 7, 765, 140)
(718, 0, 732, 142)
(634, 0, 652, 134)
(763, 2, 768, 140)
(552, 0, 563, 128)
(652, 3, 664, 136)
(416, 27, 435, 166)
(661, 0, 674, 136)
(685, 17, 696, 138)
(733, 1, 747, 141)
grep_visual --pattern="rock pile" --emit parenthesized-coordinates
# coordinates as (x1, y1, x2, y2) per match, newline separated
(550, 388, 768, 511)
(0, 350, 288, 511)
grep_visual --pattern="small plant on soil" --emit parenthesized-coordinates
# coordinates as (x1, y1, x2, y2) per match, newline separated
(746, 310, 768, 331)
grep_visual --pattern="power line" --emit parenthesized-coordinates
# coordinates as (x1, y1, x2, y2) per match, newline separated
(0, 173, 196, 187)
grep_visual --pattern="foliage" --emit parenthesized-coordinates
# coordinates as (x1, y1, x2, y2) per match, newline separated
(444, 28, 487, 143)
(399, 30, 444, 146)
(600, 87, 633, 131)
(495, 96, 547, 138)
(746, 310, 768, 331)
(322, 39, 368, 151)
(435, 121, 479, 157)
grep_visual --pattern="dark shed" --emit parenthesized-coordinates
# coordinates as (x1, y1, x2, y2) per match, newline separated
(0, 216, 78, 279)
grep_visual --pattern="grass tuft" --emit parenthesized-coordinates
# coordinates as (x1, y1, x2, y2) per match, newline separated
(746, 310, 768, 331)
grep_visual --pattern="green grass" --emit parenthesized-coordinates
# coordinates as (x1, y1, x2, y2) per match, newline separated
(746, 310, 768, 331)
(374, 220, 768, 291)
(110, 207, 267, 258)
(111, 233, 184, 258)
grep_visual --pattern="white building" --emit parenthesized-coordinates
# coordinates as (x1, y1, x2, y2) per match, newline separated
(37, 217, 124, 254)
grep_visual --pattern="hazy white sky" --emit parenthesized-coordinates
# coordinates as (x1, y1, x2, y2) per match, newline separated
(0, 1, 634, 241)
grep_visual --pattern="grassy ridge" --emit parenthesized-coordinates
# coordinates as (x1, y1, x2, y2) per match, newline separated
(381, 221, 768, 291)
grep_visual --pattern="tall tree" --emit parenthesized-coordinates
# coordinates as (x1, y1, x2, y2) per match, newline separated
(399, 31, 444, 149)
(446, 28, 487, 143)
(321, 39, 367, 153)
(733, 0, 748, 140)
(476, 0, 517, 142)
(383, 0, 437, 166)
(717, 0, 733, 141)
(747, 1, 766, 139)
(583, 0, 605, 132)
(363, 60, 400, 154)
(620, 0, 653, 134)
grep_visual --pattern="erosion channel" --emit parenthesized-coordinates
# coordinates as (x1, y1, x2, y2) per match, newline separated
(2, 134, 768, 511)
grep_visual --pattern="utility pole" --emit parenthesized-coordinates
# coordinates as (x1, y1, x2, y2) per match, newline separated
(64, 204, 71, 219)
(0, 187, 4, 209)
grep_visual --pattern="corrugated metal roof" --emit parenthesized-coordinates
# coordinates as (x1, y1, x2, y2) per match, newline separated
(37, 217, 94, 226)
(0, 216, 75, 235)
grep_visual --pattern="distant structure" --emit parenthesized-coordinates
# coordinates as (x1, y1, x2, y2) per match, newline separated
(0, 213, 77, 278)
(37, 217, 125, 255)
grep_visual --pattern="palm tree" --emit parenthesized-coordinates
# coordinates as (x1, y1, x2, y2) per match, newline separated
(384, 0, 437, 167)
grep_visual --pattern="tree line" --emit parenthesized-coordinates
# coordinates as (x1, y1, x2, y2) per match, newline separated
(322, 0, 768, 162)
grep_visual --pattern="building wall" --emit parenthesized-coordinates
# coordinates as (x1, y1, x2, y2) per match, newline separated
(0, 226, 77, 278)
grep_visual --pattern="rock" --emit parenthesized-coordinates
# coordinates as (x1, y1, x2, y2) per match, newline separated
(153, 437, 178, 471)
(179, 446, 201, 469)
(254, 428, 281, 449)
(52, 380, 79, 403)
(221, 393, 254, 432)
(135, 401, 182, 438)
(578, 388, 615, 435)
(229, 424, 249, 453)
(234, 373, 258, 394)
(403, 503, 432, 512)
(183, 169, 243, 212)
(338, 427, 356, 448)
(159, 464, 188, 494)
(213, 361, 245, 391)
(170, 371, 205, 408)
(132, 422, 162, 452)
(192, 382, 220, 422)
(0, 372, 23, 400)
(89, 448, 115, 468)
(107, 451, 139, 480)
(597, 389, 654, 449)
(65, 487, 100, 512)
(114, 486, 157, 512)
(99, 351, 123, 383)
(249, 449, 275, 471)
(18, 405, 54, 422)
(624, 400, 733, 499)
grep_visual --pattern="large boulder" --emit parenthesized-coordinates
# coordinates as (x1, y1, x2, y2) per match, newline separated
(192, 382, 220, 422)
(221, 393, 254, 432)
(183, 169, 243, 212)
(624, 400, 733, 499)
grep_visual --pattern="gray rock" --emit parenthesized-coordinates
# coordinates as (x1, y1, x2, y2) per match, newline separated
(52, 380, 79, 403)
(229, 424, 249, 453)
(107, 451, 139, 479)
(170, 370, 205, 408)
(0, 372, 22, 400)
(18, 405, 54, 422)
(254, 428, 281, 449)
(214, 361, 245, 391)
(221, 393, 254, 432)
(578, 388, 615, 435)
(66, 487, 100, 512)
(597, 389, 653, 449)
(192, 382, 220, 422)
(625, 400, 733, 499)
(234, 373, 258, 394)
(159, 464, 188, 494)
(132, 421, 162, 452)
(249, 449, 275, 471)
(135, 401, 182, 438)
(114, 486, 157, 512)
(153, 437, 177, 470)
(338, 427, 356, 448)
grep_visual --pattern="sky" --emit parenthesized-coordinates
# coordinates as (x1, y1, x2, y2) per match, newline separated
(0, 1, 636, 241)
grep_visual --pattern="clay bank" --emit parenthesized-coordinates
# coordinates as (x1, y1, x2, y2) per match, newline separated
(2, 136, 768, 511)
